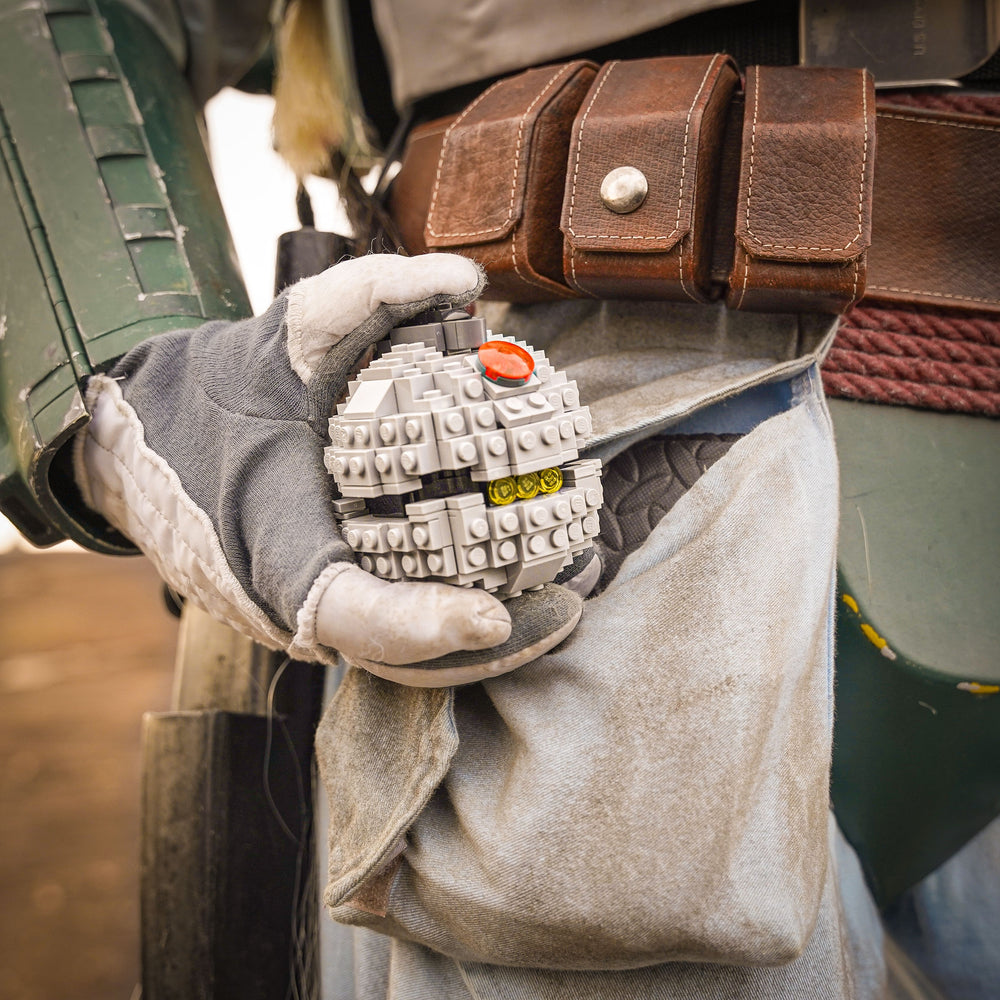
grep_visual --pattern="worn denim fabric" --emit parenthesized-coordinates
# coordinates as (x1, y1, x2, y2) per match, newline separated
(884, 815, 1000, 999)
(318, 816, 887, 1000)
(316, 290, 850, 983)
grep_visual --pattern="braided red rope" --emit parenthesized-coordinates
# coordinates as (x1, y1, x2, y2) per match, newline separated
(822, 371, 1000, 417)
(823, 306, 1000, 415)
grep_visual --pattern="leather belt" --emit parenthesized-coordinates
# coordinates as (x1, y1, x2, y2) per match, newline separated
(389, 55, 1000, 315)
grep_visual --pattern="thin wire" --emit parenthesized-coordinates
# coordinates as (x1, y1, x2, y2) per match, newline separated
(263, 656, 305, 845)
(263, 655, 320, 998)
(856, 504, 873, 603)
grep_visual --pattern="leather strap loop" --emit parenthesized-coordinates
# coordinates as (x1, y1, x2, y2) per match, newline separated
(561, 54, 739, 302)
(727, 65, 875, 313)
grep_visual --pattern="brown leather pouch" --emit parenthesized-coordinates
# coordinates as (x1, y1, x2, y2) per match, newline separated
(726, 65, 876, 313)
(560, 55, 739, 302)
(390, 60, 598, 302)
(390, 59, 1000, 316)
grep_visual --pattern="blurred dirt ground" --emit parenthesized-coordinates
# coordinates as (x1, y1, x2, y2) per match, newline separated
(0, 549, 177, 1000)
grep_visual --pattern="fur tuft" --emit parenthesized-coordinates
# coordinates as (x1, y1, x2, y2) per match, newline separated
(272, 0, 344, 179)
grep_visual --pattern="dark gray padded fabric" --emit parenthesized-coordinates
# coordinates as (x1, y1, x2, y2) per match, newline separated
(593, 434, 741, 595)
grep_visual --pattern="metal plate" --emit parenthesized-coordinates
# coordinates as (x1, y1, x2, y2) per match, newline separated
(801, 0, 1000, 86)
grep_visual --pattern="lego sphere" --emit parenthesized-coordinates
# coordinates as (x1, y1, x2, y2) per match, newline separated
(325, 322, 602, 598)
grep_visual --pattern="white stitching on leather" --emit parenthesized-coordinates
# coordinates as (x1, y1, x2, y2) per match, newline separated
(566, 56, 720, 243)
(735, 244, 752, 310)
(876, 111, 1000, 133)
(744, 69, 870, 252)
(870, 115, 1000, 304)
(427, 64, 574, 240)
(677, 238, 700, 303)
(868, 283, 1000, 305)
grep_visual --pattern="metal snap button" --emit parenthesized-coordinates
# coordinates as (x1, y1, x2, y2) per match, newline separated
(600, 166, 648, 214)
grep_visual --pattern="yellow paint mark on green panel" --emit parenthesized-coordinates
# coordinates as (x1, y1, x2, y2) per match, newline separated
(842, 593, 859, 614)
(860, 623, 887, 649)
(957, 682, 1000, 696)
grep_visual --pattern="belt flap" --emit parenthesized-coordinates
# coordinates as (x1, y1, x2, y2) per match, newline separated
(425, 61, 596, 248)
(561, 55, 736, 255)
(735, 65, 875, 264)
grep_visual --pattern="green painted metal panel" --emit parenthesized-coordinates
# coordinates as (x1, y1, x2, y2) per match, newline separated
(832, 399, 1000, 681)
(830, 399, 1000, 906)
(0, 0, 252, 548)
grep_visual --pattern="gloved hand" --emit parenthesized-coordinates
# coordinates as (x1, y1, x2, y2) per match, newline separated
(72, 253, 582, 686)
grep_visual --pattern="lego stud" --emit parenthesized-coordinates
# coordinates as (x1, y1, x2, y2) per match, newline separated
(600, 166, 648, 214)
(477, 340, 534, 386)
